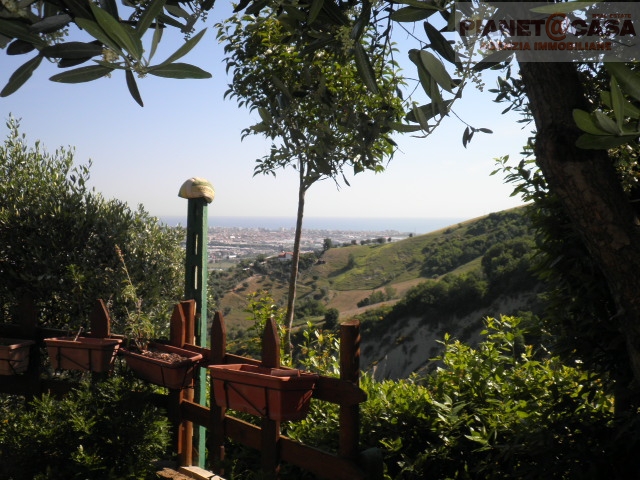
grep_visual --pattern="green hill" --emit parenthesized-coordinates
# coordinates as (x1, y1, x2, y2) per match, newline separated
(214, 207, 538, 340)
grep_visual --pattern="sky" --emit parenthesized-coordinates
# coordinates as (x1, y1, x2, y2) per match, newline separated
(0, 3, 528, 223)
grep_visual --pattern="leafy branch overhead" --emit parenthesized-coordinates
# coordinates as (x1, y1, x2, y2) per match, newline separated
(0, 0, 212, 106)
(573, 63, 640, 150)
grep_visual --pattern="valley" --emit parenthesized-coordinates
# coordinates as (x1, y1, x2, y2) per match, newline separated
(208, 207, 541, 378)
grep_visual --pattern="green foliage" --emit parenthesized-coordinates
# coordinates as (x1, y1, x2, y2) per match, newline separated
(0, 375, 171, 479)
(422, 210, 532, 277)
(481, 237, 537, 294)
(573, 63, 640, 150)
(326, 209, 534, 292)
(295, 297, 326, 319)
(0, 118, 184, 332)
(357, 288, 394, 308)
(295, 320, 341, 376)
(116, 245, 160, 350)
(0, 0, 212, 104)
(390, 271, 488, 322)
(323, 308, 340, 330)
(230, 290, 288, 361)
(217, 11, 404, 186)
(494, 154, 630, 389)
(287, 316, 637, 479)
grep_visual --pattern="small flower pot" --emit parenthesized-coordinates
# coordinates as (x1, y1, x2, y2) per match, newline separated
(45, 337, 122, 372)
(209, 364, 318, 421)
(0, 338, 35, 375)
(120, 343, 203, 390)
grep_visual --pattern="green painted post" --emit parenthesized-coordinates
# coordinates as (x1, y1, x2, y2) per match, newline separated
(179, 178, 215, 468)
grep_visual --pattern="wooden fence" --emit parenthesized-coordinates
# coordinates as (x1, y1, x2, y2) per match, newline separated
(0, 298, 379, 479)
(0, 298, 118, 397)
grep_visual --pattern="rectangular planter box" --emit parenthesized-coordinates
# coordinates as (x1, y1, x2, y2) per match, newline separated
(45, 337, 122, 372)
(121, 343, 203, 390)
(209, 364, 318, 421)
(0, 338, 35, 375)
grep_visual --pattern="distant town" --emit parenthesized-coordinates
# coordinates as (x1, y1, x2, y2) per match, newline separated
(207, 226, 414, 267)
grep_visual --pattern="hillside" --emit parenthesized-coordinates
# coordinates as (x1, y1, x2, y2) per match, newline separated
(213, 207, 541, 377)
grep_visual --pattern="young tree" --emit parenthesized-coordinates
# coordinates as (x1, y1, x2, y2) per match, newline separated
(216, 10, 404, 353)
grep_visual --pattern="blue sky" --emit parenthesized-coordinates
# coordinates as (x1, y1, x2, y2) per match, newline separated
(0, 4, 528, 222)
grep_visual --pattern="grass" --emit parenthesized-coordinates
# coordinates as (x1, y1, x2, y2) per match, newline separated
(216, 209, 531, 329)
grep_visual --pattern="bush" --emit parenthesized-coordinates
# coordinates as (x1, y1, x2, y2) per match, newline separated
(0, 118, 184, 332)
(0, 375, 171, 479)
(286, 316, 632, 479)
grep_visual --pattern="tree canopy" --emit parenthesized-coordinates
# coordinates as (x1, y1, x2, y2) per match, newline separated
(217, 7, 404, 351)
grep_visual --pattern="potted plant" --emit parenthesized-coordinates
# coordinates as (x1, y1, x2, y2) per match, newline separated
(209, 364, 318, 421)
(115, 246, 202, 389)
(45, 326, 122, 373)
(0, 338, 35, 375)
(45, 298, 123, 373)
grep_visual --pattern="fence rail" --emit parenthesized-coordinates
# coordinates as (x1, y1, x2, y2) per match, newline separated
(0, 298, 379, 479)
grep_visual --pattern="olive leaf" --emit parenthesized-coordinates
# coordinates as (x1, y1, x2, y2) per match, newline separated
(157, 28, 207, 66)
(606, 63, 640, 103)
(576, 133, 638, 150)
(573, 109, 609, 135)
(126, 70, 144, 107)
(147, 63, 212, 79)
(0, 55, 42, 97)
(88, 2, 143, 60)
(136, 0, 167, 35)
(424, 21, 456, 64)
(41, 41, 104, 59)
(50, 65, 114, 83)
(391, 6, 438, 22)
(354, 43, 379, 94)
(409, 49, 453, 93)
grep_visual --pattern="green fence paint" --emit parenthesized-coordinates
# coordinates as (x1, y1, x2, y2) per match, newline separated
(181, 177, 213, 469)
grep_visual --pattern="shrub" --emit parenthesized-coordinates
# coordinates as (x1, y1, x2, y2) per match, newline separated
(286, 316, 631, 479)
(0, 118, 184, 332)
(0, 375, 171, 479)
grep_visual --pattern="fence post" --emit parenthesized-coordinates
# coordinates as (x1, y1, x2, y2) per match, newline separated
(180, 178, 214, 468)
(18, 296, 39, 398)
(339, 320, 361, 460)
(169, 303, 193, 466)
(209, 311, 227, 474)
(261, 317, 281, 478)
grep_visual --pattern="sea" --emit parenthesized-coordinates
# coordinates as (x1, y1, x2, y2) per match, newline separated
(159, 216, 466, 235)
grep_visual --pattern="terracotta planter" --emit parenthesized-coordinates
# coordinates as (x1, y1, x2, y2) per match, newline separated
(120, 343, 203, 390)
(209, 364, 318, 421)
(45, 337, 122, 372)
(0, 338, 35, 375)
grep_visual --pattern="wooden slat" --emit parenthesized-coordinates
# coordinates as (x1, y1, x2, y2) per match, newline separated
(224, 353, 261, 366)
(226, 415, 262, 450)
(179, 401, 366, 480)
(170, 303, 186, 347)
(211, 311, 226, 365)
(339, 320, 361, 459)
(313, 376, 367, 405)
(181, 399, 210, 426)
(260, 417, 280, 478)
(180, 300, 196, 345)
(280, 438, 366, 480)
(88, 299, 110, 338)
(261, 316, 280, 368)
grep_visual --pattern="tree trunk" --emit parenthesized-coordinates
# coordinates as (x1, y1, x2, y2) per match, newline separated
(284, 169, 307, 356)
(519, 60, 640, 396)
